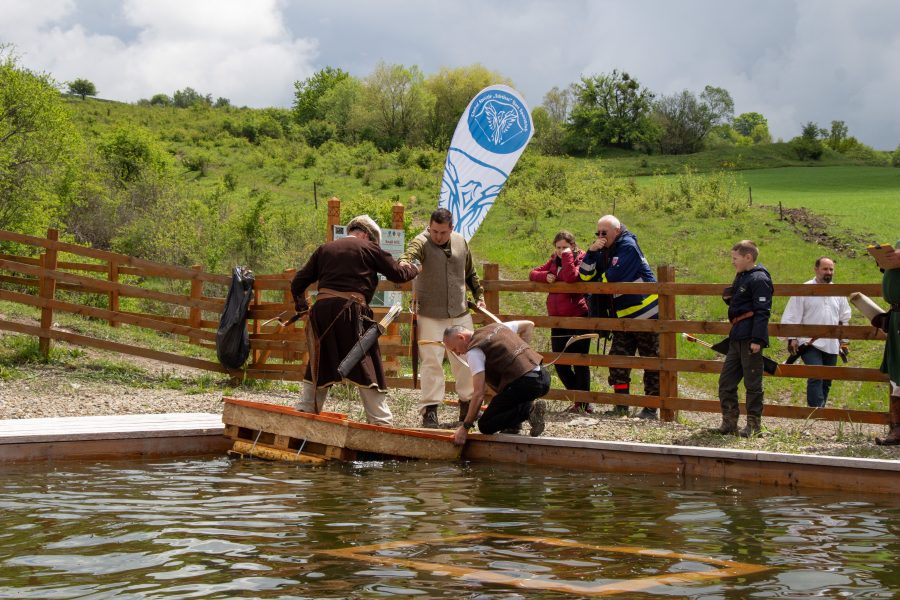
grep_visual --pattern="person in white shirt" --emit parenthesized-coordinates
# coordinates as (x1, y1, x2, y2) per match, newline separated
(780, 257, 852, 407)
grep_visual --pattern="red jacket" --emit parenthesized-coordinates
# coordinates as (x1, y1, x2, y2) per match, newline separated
(529, 250, 589, 317)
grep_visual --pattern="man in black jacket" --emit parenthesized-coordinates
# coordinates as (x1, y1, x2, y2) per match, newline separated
(716, 240, 773, 437)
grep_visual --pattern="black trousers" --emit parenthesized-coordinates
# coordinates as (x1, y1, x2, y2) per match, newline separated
(478, 368, 551, 435)
(551, 327, 591, 391)
(718, 338, 764, 418)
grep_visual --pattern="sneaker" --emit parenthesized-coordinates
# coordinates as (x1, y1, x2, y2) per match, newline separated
(528, 400, 547, 437)
(604, 405, 629, 417)
(636, 408, 658, 420)
(421, 406, 439, 429)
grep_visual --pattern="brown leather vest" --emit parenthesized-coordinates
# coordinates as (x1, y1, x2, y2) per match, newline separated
(468, 323, 542, 392)
(414, 231, 468, 319)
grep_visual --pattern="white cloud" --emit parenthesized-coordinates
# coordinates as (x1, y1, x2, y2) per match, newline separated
(0, 0, 317, 106)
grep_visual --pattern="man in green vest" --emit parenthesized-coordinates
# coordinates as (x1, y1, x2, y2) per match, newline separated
(400, 208, 485, 428)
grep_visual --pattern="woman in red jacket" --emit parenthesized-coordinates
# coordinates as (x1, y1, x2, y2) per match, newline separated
(529, 231, 593, 413)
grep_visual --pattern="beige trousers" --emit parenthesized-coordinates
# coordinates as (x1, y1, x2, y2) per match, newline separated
(296, 382, 393, 426)
(417, 313, 475, 412)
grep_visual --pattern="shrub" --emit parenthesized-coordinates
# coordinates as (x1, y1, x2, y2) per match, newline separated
(183, 152, 210, 176)
(639, 167, 744, 218)
(892, 144, 900, 168)
(416, 151, 433, 170)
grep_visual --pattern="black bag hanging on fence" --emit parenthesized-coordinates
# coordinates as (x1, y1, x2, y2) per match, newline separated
(216, 266, 255, 369)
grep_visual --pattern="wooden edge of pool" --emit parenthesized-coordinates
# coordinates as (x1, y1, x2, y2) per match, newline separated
(1, 412, 897, 494)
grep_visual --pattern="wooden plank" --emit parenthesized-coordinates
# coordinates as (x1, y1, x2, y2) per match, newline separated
(0, 289, 217, 342)
(0, 413, 224, 442)
(482, 280, 883, 297)
(462, 436, 900, 494)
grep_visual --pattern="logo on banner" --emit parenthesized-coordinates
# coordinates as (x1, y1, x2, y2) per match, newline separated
(467, 90, 531, 154)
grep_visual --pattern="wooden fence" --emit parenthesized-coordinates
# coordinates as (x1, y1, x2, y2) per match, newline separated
(0, 198, 890, 425)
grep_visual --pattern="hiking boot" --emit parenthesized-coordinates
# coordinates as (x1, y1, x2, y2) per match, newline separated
(739, 415, 762, 438)
(604, 405, 629, 417)
(710, 412, 739, 435)
(421, 405, 439, 429)
(565, 402, 593, 414)
(457, 400, 470, 424)
(528, 400, 547, 437)
(636, 408, 658, 420)
(875, 395, 900, 446)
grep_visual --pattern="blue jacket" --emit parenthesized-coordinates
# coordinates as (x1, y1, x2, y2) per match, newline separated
(578, 228, 658, 319)
(724, 265, 773, 346)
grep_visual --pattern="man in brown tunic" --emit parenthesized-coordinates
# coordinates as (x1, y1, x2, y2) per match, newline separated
(443, 321, 550, 445)
(291, 215, 419, 424)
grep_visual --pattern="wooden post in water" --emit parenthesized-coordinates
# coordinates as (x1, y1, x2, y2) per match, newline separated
(108, 259, 120, 327)
(38, 228, 59, 357)
(188, 264, 203, 345)
(483, 263, 500, 315)
(657, 265, 678, 422)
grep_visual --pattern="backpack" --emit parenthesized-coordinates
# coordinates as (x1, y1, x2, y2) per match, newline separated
(216, 266, 255, 369)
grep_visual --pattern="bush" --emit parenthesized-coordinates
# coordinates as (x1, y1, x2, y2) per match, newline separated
(416, 151, 433, 170)
(892, 145, 900, 168)
(789, 136, 824, 160)
(639, 167, 744, 218)
(183, 152, 210, 175)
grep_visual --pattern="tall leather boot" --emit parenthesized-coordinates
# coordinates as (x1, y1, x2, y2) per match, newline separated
(875, 395, 900, 446)
(710, 411, 739, 435)
(604, 384, 629, 416)
(421, 405, 439, 429)
(457, 400, 470, 424)
(739, 415, 762, 438)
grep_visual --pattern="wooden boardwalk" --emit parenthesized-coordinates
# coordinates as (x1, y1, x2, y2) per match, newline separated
(0, 413, 231, 462)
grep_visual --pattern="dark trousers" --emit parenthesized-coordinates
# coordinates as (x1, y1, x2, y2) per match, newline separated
(608, 330, 660, 396)
(718, 338, 764, 418)
(551, 327, 591, 391)
(800, 346, 837, 407)
(478, 368, 551, 435)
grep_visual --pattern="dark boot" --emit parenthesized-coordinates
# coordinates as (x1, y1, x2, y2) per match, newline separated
(739, 415, 762, 438)
(875, 395, 900, 446)
(528, 400, 547, 437)
(636, 408, 658, 420)
(605, 384, 629, 416)
(710, 412, 739, 435)
(421, 405, 439, 429)
(457, 400, 470, 424)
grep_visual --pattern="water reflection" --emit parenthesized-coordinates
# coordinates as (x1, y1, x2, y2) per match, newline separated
(0, 457, 896, 598)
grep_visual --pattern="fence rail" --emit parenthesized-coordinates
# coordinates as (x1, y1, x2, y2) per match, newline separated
(0, 202, 891, 426)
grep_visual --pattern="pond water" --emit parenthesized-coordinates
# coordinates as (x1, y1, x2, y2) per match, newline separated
(0, 457, 897, 598)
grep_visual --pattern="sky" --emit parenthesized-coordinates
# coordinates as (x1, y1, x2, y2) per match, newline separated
(2, 0, 899, 149)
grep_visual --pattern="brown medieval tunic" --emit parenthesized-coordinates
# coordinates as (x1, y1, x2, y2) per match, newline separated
(291, 236, 418, 391)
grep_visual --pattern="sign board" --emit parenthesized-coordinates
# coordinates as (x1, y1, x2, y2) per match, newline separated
(332, 225, 404, 307)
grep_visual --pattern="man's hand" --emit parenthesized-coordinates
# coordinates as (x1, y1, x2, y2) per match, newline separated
(545, 273, 557, 284)
(788, 339, 799, 354)
(453, 425, 468, 446)
(839, 343, 850, 361)
(588, 237, 608, 252)
(293, 296, 309, 314)
(750, 343, 761, 354)
(476, 299, 486, 309)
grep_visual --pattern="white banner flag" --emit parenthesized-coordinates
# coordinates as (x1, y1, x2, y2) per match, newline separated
(439, 85, 534, 241)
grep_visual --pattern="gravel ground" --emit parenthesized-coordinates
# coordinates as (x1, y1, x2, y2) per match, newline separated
(1, 342, 898, 460)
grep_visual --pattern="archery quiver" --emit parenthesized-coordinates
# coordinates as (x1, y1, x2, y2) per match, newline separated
(216, 266, 255, 369)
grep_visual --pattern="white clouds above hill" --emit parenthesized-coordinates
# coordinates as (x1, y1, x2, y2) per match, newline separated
(1, 0, 899, 148)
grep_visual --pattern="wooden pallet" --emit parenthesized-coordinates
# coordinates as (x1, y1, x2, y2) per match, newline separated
(222, 398, 462, 463)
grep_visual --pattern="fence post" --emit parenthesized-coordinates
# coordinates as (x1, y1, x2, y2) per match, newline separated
(483, 263, 500, 315)
(38, 228, 59, 357)
(188, 264, 203, 345)
(327, 197, 341, 241)
(657, 264, 678, 422)
(108, 259, 120, 328)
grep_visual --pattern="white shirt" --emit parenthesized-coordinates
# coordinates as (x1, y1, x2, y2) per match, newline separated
(780, 278, 852, 355)
(466, 321, 539, 375)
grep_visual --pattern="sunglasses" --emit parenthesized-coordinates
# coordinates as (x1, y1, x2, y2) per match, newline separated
(595, 230, 608, 237)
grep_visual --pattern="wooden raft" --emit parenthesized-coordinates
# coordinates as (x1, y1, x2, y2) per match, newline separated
(222, 398, 462, 463)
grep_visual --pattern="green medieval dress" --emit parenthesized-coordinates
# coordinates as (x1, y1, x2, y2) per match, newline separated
(881, 267, 900, 388)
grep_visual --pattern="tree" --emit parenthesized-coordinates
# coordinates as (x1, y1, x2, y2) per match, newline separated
(423, 64, 511, 148)
(653, 85, 734, 154)
(149, 93, 172, 107)
(292, 66, 350, 125)
(356, 62, 432, 151)
(0, 47, 79, 233)
(892, 144, 900, 168)
(733, 112, 767, 136)
(172, 87, 209, 108)
(68, 78, 97, 100)
(790, 121, 826, 160)
(565, 70, 657, 154)
(532, 86, 573, 155)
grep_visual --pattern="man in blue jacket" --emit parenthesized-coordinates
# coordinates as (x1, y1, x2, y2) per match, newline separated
(716, 240, 773, 437)
(579, 215, 660, 419)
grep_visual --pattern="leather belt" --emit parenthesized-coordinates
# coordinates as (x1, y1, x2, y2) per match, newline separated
(317, 287, 366, 304)
(730, 311, 754, 325)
